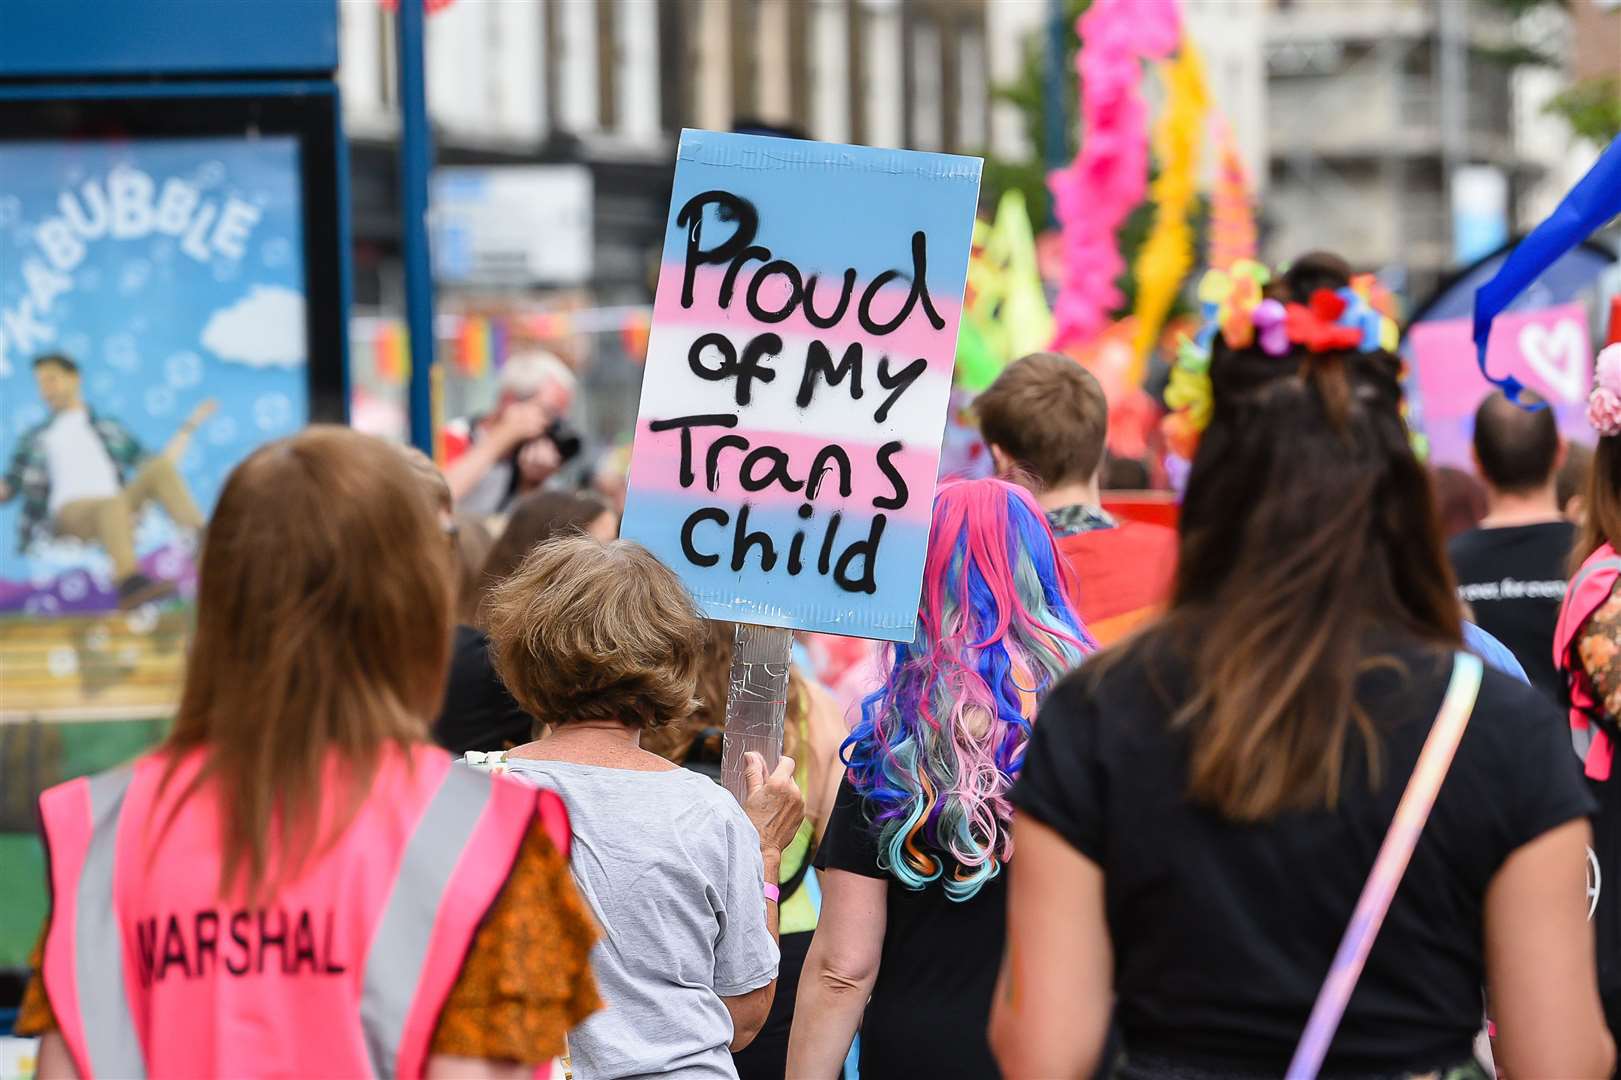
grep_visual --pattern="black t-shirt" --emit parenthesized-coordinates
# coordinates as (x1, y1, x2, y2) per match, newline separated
(432, 625, 535, 753)
(815, 777, 1007, 1080)
(1011, 638, 1595, 1075)
(1448, 521, 1575, 699)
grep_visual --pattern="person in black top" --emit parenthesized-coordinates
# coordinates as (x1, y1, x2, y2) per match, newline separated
(1449, 390, 1576, 697)
(433, 489, 617, 752)
(991, 254, 1614, 1079)
(785, 478, 1092, 1079)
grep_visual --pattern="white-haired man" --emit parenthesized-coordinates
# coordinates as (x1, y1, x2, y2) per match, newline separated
(442, 350, 582, 515)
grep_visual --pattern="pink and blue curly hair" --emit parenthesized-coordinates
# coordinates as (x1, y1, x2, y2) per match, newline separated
(841, 478, 1093, 901)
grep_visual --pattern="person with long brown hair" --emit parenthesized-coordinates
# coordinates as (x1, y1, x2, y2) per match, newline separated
(1554, 341, 1621, 1043)
(433, 489, 617, 754)
(15, 426, 599, 1078)
(990, 256, 1614, 1078)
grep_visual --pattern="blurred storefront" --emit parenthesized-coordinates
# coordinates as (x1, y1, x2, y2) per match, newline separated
(0, 0, 350, 982)
(345, 133, 668, 453)
(337, 0, 995, 457)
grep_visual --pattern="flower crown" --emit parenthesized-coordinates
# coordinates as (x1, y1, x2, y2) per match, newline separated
(1161, 260, 1401, 458)
(1591, 343, 1621, 438)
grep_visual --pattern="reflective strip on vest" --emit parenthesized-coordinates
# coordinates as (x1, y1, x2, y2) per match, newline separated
(361, 762, 494, 1077)
(1562, 556, 1621, 762)
(1575, 719, 1597, 759)
(1569, 557, 1621, 605)
(77, 765, 146, 1079)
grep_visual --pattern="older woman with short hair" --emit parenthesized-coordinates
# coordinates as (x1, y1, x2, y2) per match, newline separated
(475, 536, 805, 1080)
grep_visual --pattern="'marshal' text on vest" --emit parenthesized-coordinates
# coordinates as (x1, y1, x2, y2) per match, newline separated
(135, 908, 346, 986)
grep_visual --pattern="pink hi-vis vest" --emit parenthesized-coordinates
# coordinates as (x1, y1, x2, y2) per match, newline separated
(1553, 542, 1621, 782)
(38, 744, 562, 1079)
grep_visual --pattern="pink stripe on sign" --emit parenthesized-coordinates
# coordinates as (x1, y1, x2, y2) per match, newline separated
(629, 421, 936, 523)
(653, 265, 963, 373)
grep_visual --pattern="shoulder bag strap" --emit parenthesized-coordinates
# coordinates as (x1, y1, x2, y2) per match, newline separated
(1286, 650, 1485, 1080)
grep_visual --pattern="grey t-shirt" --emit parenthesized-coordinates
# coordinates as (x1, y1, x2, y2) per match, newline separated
(502, 759, 778, 1080)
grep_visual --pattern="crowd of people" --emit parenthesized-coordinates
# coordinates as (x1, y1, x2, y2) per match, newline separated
(14, 252, 1621, 1079)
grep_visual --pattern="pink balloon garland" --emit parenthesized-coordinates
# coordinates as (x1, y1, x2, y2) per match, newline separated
(1048, 0, 1181, 350)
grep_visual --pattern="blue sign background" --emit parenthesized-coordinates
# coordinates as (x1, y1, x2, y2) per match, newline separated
(0, 135, 307, 609)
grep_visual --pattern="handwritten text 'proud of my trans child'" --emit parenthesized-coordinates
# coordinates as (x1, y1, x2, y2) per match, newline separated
(656, 190, 944, 595)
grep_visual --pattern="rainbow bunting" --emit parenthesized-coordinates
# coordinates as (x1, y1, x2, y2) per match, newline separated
(490, 316, 509, 369)
(1209, 118, 1257, 272)
(456, 315, 493, 378)
(373, 321, 409, 385)
(521, 312, 571, 339)
(621, 310, 651, 362)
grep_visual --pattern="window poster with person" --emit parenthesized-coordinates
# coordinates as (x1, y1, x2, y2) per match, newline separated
(619, 130, 981, 640)
(0, 135, 308, 716)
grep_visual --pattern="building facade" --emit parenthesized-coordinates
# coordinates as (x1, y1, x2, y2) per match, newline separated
(1262, 0, 1583, 299)
(338, 0, 993, 308)
(984, 0, 1269, 193)
(1570, 0, 1621, 84)
(336, 0, 993, 442)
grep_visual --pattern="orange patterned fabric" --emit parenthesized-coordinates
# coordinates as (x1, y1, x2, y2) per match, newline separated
(430, 818, 601, 1060)
(16, 819, 600, 1067)
(15, 935, 49, 1035)
(1578, 577, 1621, 719)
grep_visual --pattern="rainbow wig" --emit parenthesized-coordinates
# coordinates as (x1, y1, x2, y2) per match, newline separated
(842, 478, 1093, 901)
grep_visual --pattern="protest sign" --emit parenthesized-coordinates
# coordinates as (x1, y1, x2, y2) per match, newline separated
(620, 129, 981, 641)
(1409, 302, 1594, 468)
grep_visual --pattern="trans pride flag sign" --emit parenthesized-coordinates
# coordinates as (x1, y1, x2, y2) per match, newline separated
(620, 130, 981, 640)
